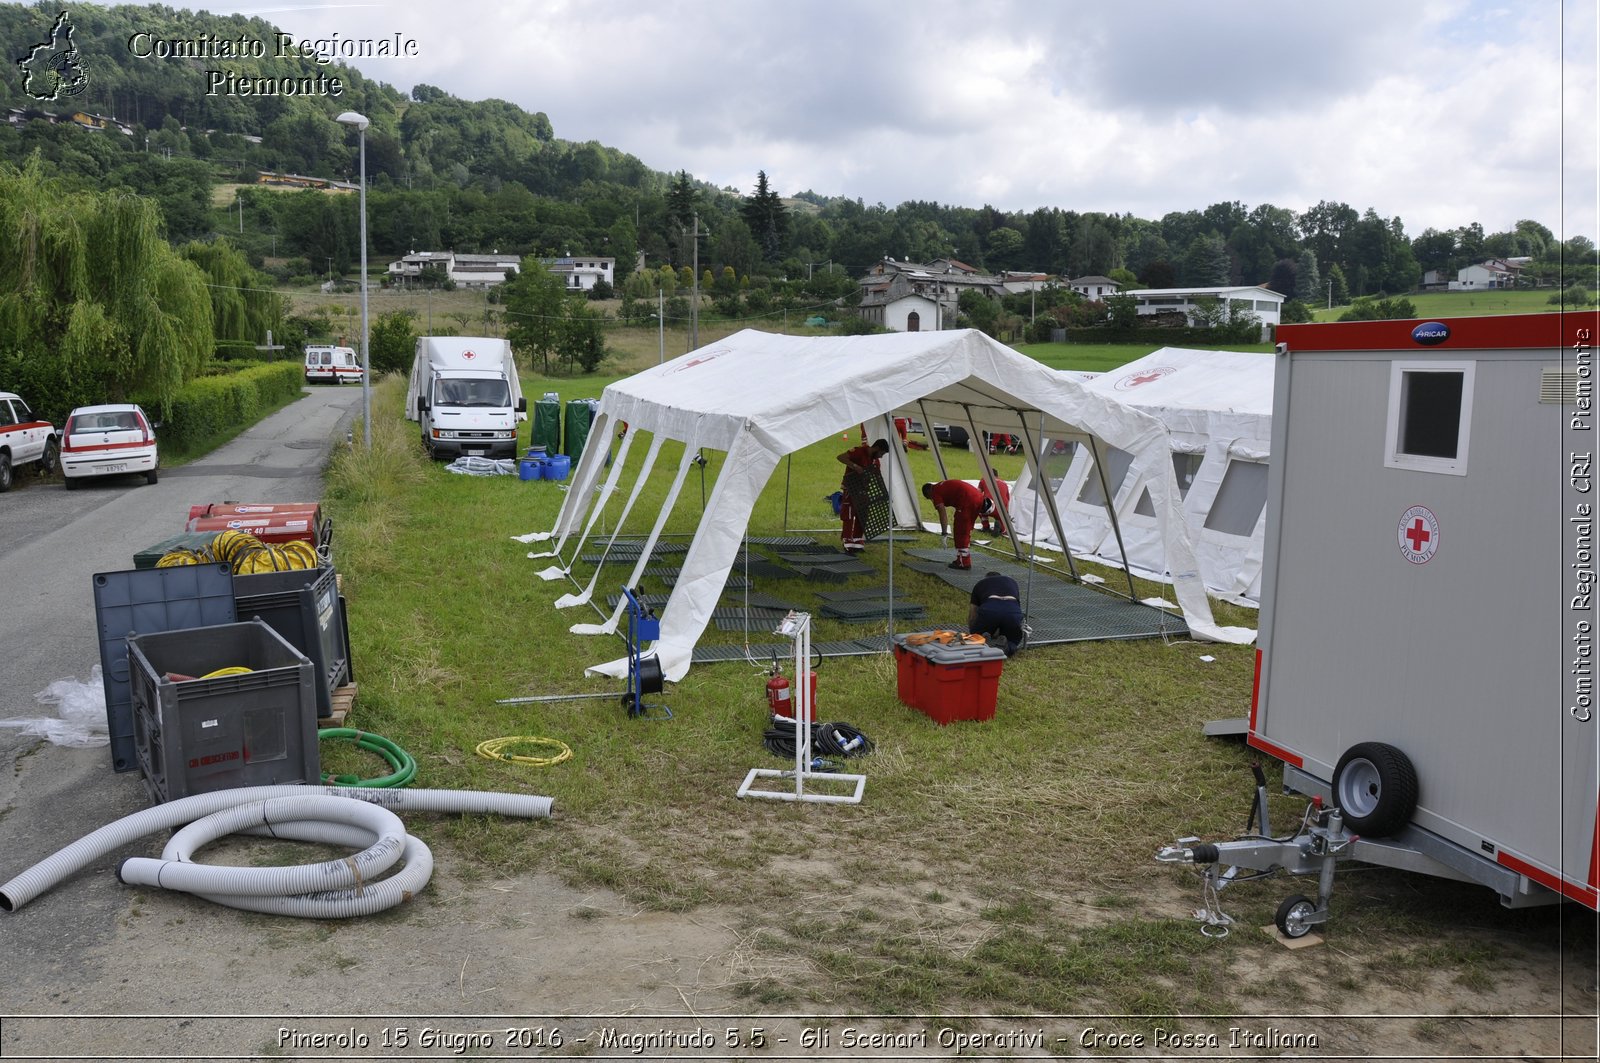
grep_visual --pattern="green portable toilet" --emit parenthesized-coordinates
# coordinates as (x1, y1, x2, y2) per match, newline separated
(563, 398, 599, 458)
(532, 392, 561, 454)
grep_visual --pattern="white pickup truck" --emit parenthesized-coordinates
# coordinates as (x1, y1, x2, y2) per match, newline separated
(0, 391, 58, 492)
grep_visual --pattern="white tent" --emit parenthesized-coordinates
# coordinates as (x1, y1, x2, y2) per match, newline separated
(1009, 347, 1273, 605)
(526, 330, 1254, 680)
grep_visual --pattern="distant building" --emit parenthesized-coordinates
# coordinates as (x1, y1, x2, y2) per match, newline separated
(540, 255, 615, 292)
(1123, 285, 1285, 340)
(1000, 271, 1055, 295)
(1068, 275, 1120, 300)
(386, 250, 520, 287)
(1449, 258, 1528, 291)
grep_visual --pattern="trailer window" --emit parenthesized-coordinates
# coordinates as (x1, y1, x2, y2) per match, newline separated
(1077, 446, 1134, 507)
(1384, 361, 1475, 476)
(1203, 459, 1268, 536)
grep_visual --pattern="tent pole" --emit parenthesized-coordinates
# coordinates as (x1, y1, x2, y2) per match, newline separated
(957, 404, 1011, 561)
(1086, 435, 1139, 602)
(1015, 413, 1080, 583)
(919, 400, 950, 483)
(783, 453, 792, 532)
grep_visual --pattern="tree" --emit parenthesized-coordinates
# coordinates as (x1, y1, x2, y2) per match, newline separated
(1104, 293, 1138, 330)
(985, 226, 1025, 270)
(502, 257, 568, 372)
(1327, 263, 1350, 306)
(666, 170, 699, 233)
(1180, 233, 1230, 286)
(181, 239, 285, 359)
(368, 308, 418, 375)
(740, 170, 788, 263)
(956, 289, 999, 336)
(0, 157, 212, 418)
(1294, 249, 1322, 304)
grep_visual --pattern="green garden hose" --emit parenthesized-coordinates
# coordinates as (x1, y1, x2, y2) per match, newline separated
(316, 728, 417, 788)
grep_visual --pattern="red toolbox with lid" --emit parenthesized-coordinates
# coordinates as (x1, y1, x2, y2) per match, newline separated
(892, 633, 1006, 724)
(186, 503, 327, 548)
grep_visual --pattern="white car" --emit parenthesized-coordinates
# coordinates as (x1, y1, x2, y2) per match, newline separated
(0, 391, 58, 492)
(60, 404, 159, 488)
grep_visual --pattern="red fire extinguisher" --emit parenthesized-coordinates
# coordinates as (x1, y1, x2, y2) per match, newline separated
(766, 661, 817, 721)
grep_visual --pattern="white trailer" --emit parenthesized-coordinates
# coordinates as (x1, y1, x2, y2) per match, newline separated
(1159, 312, 1600, 936)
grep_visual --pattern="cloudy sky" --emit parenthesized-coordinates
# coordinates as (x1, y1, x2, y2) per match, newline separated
(153, 1, 1600, 239)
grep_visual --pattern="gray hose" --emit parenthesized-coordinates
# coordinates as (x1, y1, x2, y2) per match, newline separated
(0, 785, 554, 917)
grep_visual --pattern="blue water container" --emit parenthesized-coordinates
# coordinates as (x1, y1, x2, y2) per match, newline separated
(543, 453, 572, 481)
(518, 457, 544, 481)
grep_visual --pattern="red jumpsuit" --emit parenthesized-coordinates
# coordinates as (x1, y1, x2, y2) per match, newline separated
(929, 479, 985, 567)
(978, 477, 1011, 535)
(838, 442, 880, 551)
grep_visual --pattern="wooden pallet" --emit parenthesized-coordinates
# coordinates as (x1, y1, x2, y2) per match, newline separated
(318, 683, 357, 727)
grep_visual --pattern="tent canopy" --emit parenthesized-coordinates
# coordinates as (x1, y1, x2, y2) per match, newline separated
(1010, 346, 1273, 604)
(538, 329, 1253, 681)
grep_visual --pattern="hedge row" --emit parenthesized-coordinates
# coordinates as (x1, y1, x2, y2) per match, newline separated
(1054, 325, 1273, 345)
(156, 361, 304, 450)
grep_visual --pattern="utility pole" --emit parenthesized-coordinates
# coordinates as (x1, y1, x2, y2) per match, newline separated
(658, 287, 665, 364)
(690, 210, 701, 351)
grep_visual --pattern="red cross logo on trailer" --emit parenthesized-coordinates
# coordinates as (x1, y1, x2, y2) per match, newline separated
(1398, 505, 1440, 564)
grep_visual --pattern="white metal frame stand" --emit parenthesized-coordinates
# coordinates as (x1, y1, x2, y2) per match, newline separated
(736, 612, 866, 804)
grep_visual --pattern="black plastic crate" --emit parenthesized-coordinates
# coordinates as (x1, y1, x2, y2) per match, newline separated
(233, 565, 349, 717)
(93, 564, 237, 774)
(127, 620, 318, 804)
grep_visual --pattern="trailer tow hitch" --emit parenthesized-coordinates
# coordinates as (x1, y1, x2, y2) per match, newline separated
(1156, 765, 1359, 940)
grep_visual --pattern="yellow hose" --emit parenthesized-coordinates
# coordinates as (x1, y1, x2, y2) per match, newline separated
(474, 736, 572, 768)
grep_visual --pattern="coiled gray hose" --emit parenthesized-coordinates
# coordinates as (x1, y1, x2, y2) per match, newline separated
(0, 785, 553, 918)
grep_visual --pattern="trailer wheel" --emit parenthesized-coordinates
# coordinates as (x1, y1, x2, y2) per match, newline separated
(1333, 741, 1418, 837)
(1275, 894, 1318, 939)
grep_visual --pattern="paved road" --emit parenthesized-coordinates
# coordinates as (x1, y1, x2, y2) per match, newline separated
(0, 386, 357, 925)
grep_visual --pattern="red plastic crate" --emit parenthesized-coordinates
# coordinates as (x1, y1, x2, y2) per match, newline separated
(892, 635, 1005, 724)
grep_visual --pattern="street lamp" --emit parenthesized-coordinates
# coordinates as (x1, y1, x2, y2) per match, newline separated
(335, 110, 371, 451)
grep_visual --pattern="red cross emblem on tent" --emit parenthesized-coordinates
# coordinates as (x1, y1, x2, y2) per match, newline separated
(1114, 365, 1176, 391)
(1398, 505, 1440, 564)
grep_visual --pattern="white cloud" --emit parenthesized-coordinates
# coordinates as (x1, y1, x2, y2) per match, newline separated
(136, 0, 1600, 236)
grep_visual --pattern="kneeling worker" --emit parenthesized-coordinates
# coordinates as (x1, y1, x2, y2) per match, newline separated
(969, 571, 1024, 656)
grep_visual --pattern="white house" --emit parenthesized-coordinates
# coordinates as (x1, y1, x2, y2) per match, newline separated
(387, 250, 520, 287)
(1123, 285, 1285, 340)
(857, 273, 952, 332)
(1069, 275, 1120, 300)
(450, 252, 522, 288)
(1000, 271, 1053, 294)
(541, 255, 616, 292)
(1449, 258, 1525, 291)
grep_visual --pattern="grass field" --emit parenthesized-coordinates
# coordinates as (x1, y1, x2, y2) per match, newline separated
(306, 361, 1582, 1034)
(1313, 287, 1596, 321)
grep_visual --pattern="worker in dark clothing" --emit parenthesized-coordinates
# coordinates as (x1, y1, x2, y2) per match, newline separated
(836, 437, 890, 552)
(923, 479, 992, 569)
(969, 571, 1025, 656)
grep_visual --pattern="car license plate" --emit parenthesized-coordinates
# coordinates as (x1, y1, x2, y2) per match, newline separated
(103, 463, 125, 472)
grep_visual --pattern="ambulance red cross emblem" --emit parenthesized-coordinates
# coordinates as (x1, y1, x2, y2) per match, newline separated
(1398, 505, 1439, 564)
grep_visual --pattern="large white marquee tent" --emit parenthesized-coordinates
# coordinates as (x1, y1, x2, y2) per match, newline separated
(523, 330, 1254, 681)
(1008, 347, 1274, 605)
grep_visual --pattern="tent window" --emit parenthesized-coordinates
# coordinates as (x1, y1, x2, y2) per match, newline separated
(1384, 360, 1475, 476)
(1077, 446, 1134, 507)
(1134, 453, 1203, 516)
(1203, 460, 1268, 536)
(1041, 439, 1077, 491)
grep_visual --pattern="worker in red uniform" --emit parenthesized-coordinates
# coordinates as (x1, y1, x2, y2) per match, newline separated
(977, 477, 1011, 536)
(836, 437, 890, 552)
(923, 479, 993, 569)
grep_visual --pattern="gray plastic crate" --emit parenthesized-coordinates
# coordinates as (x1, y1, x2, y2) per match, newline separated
(93, 564, 238, 774)
(233, 565, 349, 717)
(127, 620, 318, 804)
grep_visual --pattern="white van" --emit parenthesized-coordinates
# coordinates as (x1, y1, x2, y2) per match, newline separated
(303, 344, 363, 385)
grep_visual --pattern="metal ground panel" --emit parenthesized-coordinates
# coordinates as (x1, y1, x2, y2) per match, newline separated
(819, 600, 927, 621)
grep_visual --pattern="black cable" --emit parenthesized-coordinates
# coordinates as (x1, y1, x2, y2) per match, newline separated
(762, 718, 874, 760)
